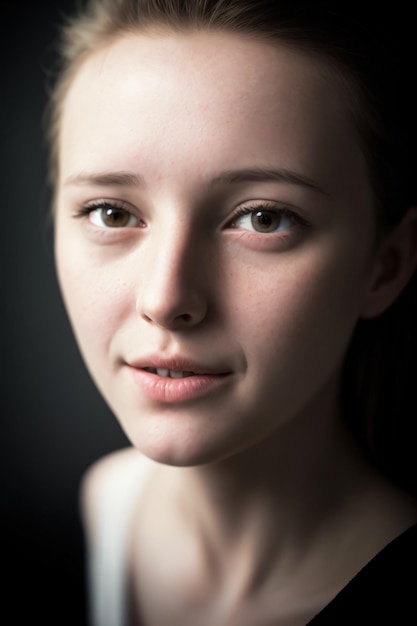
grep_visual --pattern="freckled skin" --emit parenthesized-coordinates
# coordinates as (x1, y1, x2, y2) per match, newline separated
(56, 31, 417, 625)
(55, 31, 377, 467)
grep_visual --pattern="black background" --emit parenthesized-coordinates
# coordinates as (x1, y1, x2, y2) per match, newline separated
(2, 2, 417, 624)
(1, 1, 129, 623)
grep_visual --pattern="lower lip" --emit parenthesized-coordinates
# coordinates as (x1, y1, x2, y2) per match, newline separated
(127, 367, 231, 403)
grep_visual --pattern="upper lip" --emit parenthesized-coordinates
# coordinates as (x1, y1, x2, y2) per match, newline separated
(126, 354, 231, 375)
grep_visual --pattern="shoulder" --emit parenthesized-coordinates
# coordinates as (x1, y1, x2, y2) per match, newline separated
(80, 447, 150, 537)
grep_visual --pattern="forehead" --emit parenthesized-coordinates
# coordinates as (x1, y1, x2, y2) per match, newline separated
(59, 30, 370, 204)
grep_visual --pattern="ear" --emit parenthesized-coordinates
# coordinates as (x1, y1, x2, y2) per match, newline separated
(361, 206, 417, 319)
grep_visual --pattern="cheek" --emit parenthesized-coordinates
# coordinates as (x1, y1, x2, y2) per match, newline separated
(216, 245, 372, 434)
(223, 238, 373, 371)
(55, 230, 130, 365)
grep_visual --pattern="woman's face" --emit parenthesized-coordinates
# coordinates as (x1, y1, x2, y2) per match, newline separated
(55, 31, 378, 466)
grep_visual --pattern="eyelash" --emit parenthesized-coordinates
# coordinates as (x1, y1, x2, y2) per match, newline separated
(73, 200, 144, 228)
(73, 199, 310, 236)
(230, 202, 310, 235)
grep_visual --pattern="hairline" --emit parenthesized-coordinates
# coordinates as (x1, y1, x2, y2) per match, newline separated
(49, 22, 381, 231)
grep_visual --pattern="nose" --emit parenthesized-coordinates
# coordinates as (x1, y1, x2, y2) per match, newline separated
(137, 224, 209, 330)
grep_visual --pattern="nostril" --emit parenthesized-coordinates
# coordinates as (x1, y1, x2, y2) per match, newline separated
(138, 291, 208, 328)
(176, 313, 192, 322)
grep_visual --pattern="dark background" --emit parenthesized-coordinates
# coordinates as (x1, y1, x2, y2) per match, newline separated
(1, 2, 129, 623)
(2, 2, 417, 624)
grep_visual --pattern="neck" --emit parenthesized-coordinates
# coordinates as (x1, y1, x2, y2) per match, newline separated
(140, 375, 417, 624)
(169, 377, 373, 594)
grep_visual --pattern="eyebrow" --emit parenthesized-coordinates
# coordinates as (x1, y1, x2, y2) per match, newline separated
(63, 167, 329, 196)
(210, 167, 330, 196)
(64, 171, 144, 187)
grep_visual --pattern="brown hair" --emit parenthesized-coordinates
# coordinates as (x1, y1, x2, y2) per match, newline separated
(47, 0, 417, 494)
(49, 1, 416, 221)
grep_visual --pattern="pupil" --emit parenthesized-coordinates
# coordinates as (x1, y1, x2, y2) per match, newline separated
(103, 206, 128, 227)
(252, 210, 279, 232)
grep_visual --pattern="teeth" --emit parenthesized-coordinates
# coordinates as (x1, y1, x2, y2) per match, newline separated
(170, 370, 185, 379)
(153, 368, 195, 378)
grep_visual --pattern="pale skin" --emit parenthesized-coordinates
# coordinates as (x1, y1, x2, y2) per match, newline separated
(55, 30, 417, 625)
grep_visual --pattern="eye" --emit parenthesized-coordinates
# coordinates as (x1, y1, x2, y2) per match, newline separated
(230, 205, 301, 234)
(89, 203, 140, 228)
(75, 201, 144, 228)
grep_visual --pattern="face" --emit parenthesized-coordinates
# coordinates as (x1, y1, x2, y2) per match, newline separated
(55, 30, 378, 466)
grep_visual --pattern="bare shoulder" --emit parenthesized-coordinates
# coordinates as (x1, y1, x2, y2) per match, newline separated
(80, 447, 149, 536)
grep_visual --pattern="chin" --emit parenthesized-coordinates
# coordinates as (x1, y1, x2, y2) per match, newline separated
(133, 435, 226, 468)
(121, 419, 248, 468)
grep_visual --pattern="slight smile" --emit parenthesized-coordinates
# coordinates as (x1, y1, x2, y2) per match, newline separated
(125, 356, 232, 403)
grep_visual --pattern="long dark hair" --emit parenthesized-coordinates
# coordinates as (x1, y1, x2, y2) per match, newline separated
(48, 0, 417, 494)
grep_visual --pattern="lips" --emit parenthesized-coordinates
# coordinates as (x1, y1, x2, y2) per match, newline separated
(125, 355, 232, 403)
(143, 367, 200, 378)
(129, 355, 230, 377)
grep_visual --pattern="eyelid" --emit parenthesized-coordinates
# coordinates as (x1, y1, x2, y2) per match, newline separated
(230, 199, 298, 217)
(73, 198, 145, 228)
(228, 200, 310, 232)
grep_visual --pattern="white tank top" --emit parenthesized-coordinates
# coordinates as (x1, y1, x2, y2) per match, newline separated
(86, 452, 153, 626)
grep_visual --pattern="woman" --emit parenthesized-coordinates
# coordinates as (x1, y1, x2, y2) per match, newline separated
(49, 1, 417, 624)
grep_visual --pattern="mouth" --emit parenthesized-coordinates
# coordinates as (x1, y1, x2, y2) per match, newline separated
(142, 367, 219, 379)
(126, 356, 232, 403)
(129, 355, 231, 377)
(140, 367, 229, 379)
